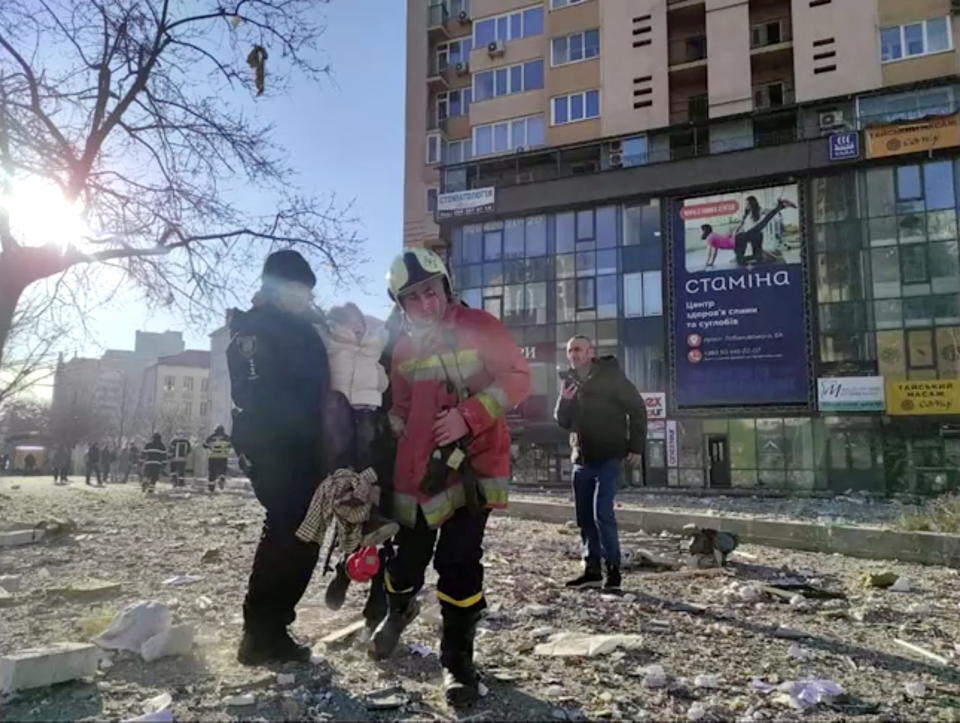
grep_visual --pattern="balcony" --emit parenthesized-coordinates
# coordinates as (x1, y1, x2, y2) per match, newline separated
(669, 36, 707, 70)
(753, 82, 795, 111)
(427, 58, 450, 92)
(427, 2, 450, 41)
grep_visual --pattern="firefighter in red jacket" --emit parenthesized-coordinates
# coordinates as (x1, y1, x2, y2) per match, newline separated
(369, 248, 531, 706)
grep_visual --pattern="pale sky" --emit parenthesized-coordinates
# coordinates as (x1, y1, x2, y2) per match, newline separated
(74, 0, 406, 357)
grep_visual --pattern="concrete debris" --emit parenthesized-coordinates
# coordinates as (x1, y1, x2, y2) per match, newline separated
(0, 529, 44, 547)
(194, 595, 214, 612)
(907, 602, 932, 615)
(530, 626, 556, 639)
(520, 604, 552, 618)
(860, 571, 899, 589)
(771, 625, 809, 640)
(364, 686, 408, 710)
(640, 664, 669, 689)
(904, 681, 927, 699)
(693, 673, 721, 688)
(161, 575, 203, 587)
(140, 623, 194, 662)
(47, 579, 122, 600)
(0, 574, 23, 592)
(534, 633, 644, 657)
(93, 601, 172, 653)
(0, 642, 101, 693)
(141, 692, 173, 715)
(200, 548, 222, 563)
(687, 701, 708, 721)
(223, 693, 256, 706)
(0, 588, 18, 607)
(276, 673, 295, 686)
(781, 679, 844, 710)
(787, 644, 814, 661)
(890, 576, 913, 592)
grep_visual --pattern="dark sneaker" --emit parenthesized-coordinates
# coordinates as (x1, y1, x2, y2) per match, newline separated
(603, 564, 622, 591)
(324, 561, 351, 611)
(565, 568, 603, 589)
(361, 512, 400, 548)
(369, 598, 420, 660)
(237, 629, 311, 666)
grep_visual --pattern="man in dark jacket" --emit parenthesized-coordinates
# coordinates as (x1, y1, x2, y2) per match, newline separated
(85, 443, 102, 486)
(227, 249, 330, 666)
(555, 335, 647, 591)
(142, 434, 166, 493)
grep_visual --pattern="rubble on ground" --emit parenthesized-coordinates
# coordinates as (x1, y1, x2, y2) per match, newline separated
(1, 476, 960, 720)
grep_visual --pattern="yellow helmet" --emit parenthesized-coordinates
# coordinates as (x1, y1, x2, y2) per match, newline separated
(387, 248, 452, 301)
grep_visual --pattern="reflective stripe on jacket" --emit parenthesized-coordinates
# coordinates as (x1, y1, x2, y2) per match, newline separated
(389, 305, 531, 529)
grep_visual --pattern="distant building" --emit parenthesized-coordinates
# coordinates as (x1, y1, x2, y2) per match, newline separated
(51, 331, 186, 445)
(141, 350, 212, 440)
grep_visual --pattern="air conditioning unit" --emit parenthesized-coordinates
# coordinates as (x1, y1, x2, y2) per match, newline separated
(487, 40, 505, 57)
(515, 145, 526, 153)
(818, 110, 845, 130)
(457, 10, 470, 23)
(609, 151, 624, 168)
(454, 61, 470, 76)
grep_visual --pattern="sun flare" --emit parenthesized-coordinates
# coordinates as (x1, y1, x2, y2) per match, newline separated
(1, 176, 91, 249)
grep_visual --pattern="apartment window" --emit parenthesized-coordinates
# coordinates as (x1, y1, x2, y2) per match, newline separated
(444, 138, 472, 164)
(552, 90, 600, 125)
(474, 60, 544, 102)
(200, 377, 209, 393)
(624, 271, 663, 317)
(437, 88, 472, 123)
(183, 376, 194, 391)
(754, 81, 789, 109)
(551, 0, 587, 8)
(200, 401, 209, 417)
(473, 114, 545, 156)
(183, 401, 193, 416)
(751, 19, 785, 48)
(427, 133, 442, 165)
(858, 85, 957, 128)
(880, 17, 951, 63)
(552, 29, 600, 66)
(163, 375, 175, 392)
(427, 188, 438, 213)
(474, 5, 544, 46)
(437, 37, 473, 72)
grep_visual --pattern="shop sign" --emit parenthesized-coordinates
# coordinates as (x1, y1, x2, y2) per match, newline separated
(436, 187, 495, 218)
(887, 380, 960, 416)
(648, 421, 666, 440)
(865, 114, 960, 159)
(671, 183, 811, 409)
(817, 376, 885, 412)
(666, 421, 679, 467)
(641, 392, 666, 420)
(828, 132, 860, 161)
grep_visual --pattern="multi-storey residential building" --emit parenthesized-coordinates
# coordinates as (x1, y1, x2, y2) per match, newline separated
(51, 331, 185, 444)
(405, 0, 960, 494)
(140, 350, 212, 440)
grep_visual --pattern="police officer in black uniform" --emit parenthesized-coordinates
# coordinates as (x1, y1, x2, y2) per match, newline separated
(228, 250, 331, 665)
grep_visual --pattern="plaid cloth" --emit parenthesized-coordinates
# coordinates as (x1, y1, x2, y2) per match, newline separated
(295, 467, 378, 553)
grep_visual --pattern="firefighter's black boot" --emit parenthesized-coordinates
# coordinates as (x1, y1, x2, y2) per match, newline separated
(237, 627, 311, 666)
(441, 606, 482, 707)
(369, 593, 419, 660)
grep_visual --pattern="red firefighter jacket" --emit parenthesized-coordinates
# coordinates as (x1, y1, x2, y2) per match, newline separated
(389, 304, 531, 528)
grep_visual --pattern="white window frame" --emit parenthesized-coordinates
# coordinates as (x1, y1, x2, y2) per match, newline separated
(472, 59, 544, 102)
(426, 132, 443, 165)
(624, 271, 663, 318)
(550, 0, 588, 9)
(471, 114, 545, 157)
(880, 16, 953, 64)
(445, 138, 472, 165)
(473, 4, 544, 46)
(551, 89, 601, 126)
(437, 37, 473, 72)
(436, 88, 471, 125)
(551, 29, 600, 66)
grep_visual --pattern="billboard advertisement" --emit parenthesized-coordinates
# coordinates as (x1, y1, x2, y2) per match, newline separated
(672, 184, 811, 410)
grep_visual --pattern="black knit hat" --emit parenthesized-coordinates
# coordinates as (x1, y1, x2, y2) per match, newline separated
(262, 249, 316, 288)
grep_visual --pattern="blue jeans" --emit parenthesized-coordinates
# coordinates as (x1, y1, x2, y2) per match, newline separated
(572, 459, 621, 568)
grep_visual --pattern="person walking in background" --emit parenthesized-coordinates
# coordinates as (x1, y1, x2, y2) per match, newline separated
(204, 425, 232, 493)
(85, 442, 102, 486)
(555, 335, 647, 591)
(53, 445, 71, 484)
(100, 445, 115, 483)
(168, 433, 191, 488)
(125, 442, 141, 483)
(142, 433, 166, 494)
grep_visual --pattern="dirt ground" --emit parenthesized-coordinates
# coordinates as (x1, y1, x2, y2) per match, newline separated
(1, 475, 959, 722)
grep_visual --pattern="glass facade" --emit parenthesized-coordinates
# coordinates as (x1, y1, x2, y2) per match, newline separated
(446, 155, 960, 495)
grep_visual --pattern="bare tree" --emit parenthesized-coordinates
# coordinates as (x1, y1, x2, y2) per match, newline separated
(0, 0, 361, 370)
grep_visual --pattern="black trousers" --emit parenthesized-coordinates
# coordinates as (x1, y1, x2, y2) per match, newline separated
(243, 450, 321, 636)
(385, 506, 490, 613)
(85, 464, 102, 484)
(208, 457, 228, 482)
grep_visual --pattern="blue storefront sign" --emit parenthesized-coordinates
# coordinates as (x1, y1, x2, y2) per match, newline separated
(671, 184, 812, 410)
(828, 132, 860, 161)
